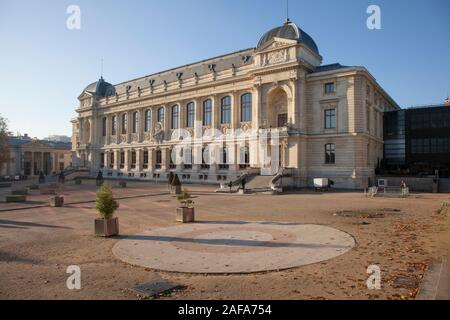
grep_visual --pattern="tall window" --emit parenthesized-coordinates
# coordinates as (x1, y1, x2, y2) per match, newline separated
(324, 109, 336, 129)
(111, 116, 117, 135)
(155, 150, 162, 169)
(239, 146, 250, 168)
(186, 102, 195, 128)
(131, 151, 136, 169)
(102, 117, 107, 136)
(100, 153, 105, 168)
(324, 82, 335, 94)
(110, 152, 114, 168)
(121, 113, 127, 134)
(325, 143, 335, 164)
(203, 99, 212, 126)
(171, 105, 179, 129)
(241, 93, 252, 122)
(157, 107, 164, 123)
(220, 96, 231, 124)
(145, 110, 152, 132)
(143, 150, 149, 169)
(120, 151, 125, 168)
(132, 111, 139, 133)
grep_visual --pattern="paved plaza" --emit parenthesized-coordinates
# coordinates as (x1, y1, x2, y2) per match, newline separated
(0, 179, 449, 299)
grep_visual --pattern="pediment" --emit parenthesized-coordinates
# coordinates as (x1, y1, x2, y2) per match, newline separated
(256, 37, 297, 53)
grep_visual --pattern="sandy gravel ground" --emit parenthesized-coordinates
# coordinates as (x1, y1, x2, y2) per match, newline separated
(0, 180, 449, 300)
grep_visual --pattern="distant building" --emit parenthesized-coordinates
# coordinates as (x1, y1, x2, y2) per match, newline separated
(384, 100, 450, 177)
(43, 135, 71, 143)
(0, 135, 72, 177)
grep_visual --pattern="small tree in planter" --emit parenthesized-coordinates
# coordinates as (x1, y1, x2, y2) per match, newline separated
(58, 171, 65, 184)
(95, 184, 119, 237)
(167, 171, 175, 192)
(38, 171, 45, 184)
(171, 174, 182, 195)
(176, 188, 195, 223)
(96, 170, 104, 187)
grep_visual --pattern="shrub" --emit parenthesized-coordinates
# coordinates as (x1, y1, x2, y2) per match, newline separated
(436, 201, 449, 215)
(95, 184, 119, 219)
(171, 174, 181, 186)
(177, 188, 194, 208)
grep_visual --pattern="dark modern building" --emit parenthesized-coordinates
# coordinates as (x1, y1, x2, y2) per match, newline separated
(383, 100, 450, 177)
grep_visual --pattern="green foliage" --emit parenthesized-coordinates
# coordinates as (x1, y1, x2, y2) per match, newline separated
(95, 184, 119, 219)
(0, 115, 11, 170)
(177, 188, 194, 207)
(171, 174, 181, 186)
(168, 172, 175, 185)
(436, 201, 449, 215)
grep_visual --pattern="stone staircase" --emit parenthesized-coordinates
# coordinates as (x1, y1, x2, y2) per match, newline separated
(245, 175, 274, 193)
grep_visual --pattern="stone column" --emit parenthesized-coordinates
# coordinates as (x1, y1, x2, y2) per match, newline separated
(161, 147, 168, 171)
(136, 148, 142, 171)
(139, 109, 145, 142)
(148, 148, 154, 173)
(124, 149, 130, 171)
(212, 95, 219, 131)
(164, 105, 170, 140)
(40, 152, 44, 174)
(252, 85, 261, 130)
(231, 91, 239, 130)
(113, 150, 119, 170)
(31, 152, 35, 175)
(194, 99, 202, 140)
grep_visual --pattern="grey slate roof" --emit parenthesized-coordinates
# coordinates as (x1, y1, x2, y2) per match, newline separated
(257, 20, 319, 55)
(313, 63, 349, 73)
(81, 48, 254, 98)
(8, 136, 71, 150)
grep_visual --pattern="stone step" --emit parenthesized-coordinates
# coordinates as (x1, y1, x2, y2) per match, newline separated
(416, 260, 450, 300)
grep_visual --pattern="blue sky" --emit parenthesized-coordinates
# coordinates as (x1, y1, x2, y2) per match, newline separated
(0, 0, 449, 138)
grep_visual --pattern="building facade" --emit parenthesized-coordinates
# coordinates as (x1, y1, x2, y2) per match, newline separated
(1, 135, 72, 178)
(72, 20, 399, 189)
(384, 100, 450, 177)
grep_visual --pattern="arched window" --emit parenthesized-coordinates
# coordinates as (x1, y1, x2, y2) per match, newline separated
(121, 113, 127, 134)
(186, 102, 195, 128)
(155, 149, 162, 169)
(132, 111, 139, 133)
(145, 110, 152, 132)
(111, 116, 117, 135)
(157, 107, 165, 123)
(203, 99, 212, 126)
(221, 96, 231, 124)
(171, 105, 179, 129)
(241, 93, 252, 122)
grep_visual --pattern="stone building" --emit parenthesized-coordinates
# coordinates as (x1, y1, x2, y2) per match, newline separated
(1, 135, 72, 178)
(72, 20, 399, 189)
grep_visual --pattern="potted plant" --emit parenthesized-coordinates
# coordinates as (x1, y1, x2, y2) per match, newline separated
(96, 170, 104, 187)
(50, 193, 64, 207)
(167, 171, 175, 192)
(176, 188, 195, 223)
(58, 171, 65, 184)
(94, 184, 119, 237)
(171, 174, 182, 195)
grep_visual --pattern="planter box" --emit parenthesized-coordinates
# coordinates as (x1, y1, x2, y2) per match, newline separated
(176, 207, 195, 223)
(50, 196, 64, 207)
(95, 217, 119, 237)
(6, 195, 26, 203)
(11, 189, 28, 196)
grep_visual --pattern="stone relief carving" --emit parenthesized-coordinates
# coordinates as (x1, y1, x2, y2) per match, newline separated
(153, 122, 164, 144)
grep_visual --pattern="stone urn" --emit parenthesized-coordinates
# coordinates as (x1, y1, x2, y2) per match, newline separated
(176, 206, 195, 223)
(95, 218, 119, 237)
(50, 195, 64, 207)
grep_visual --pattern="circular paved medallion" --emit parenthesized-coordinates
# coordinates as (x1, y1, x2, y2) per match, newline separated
(112, 222, 355, 274)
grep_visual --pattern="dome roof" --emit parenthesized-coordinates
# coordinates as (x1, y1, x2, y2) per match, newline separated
(81, 77, 115, 97)
(257, 20, 319, 54)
